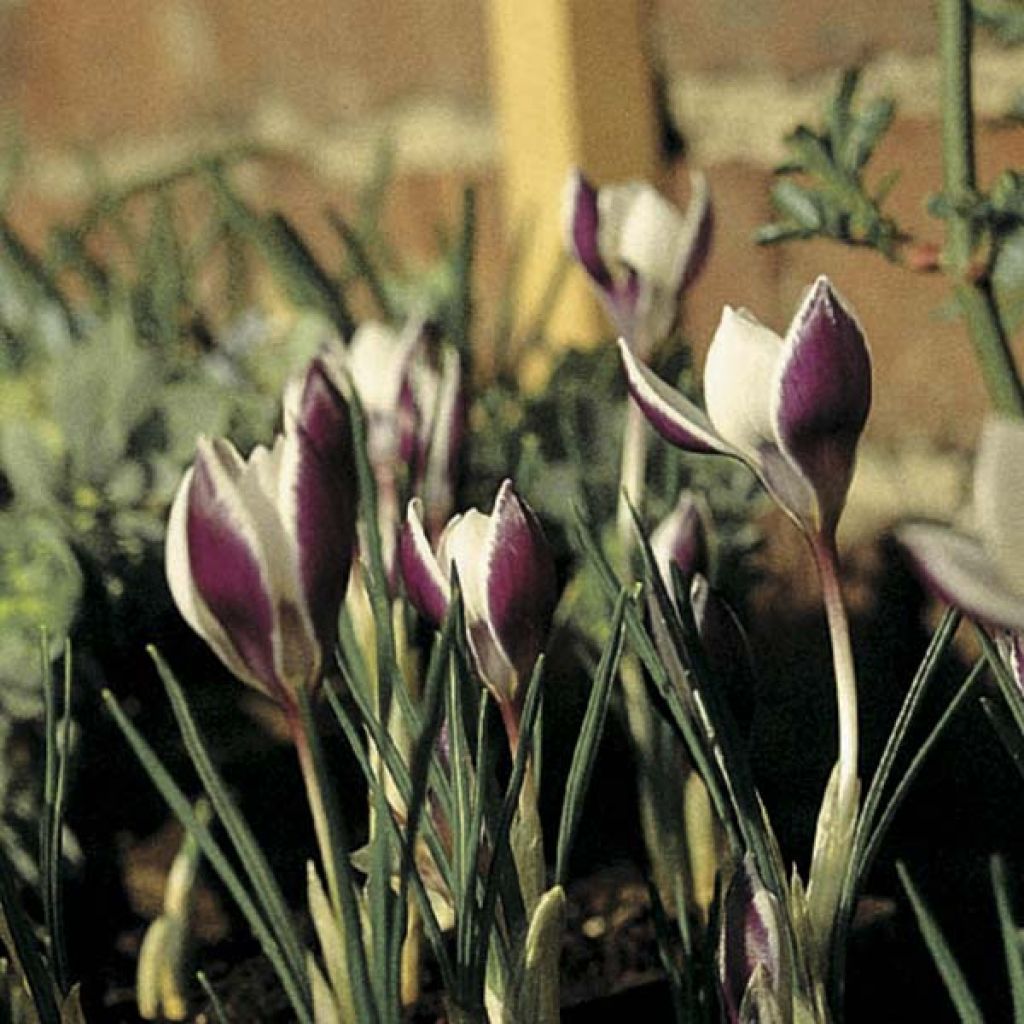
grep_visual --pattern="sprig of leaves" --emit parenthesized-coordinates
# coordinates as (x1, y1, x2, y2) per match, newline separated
(757, 69, 904, 260)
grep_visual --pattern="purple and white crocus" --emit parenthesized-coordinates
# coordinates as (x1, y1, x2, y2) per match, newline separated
(566, 170, 713, 549)
(166, 355, 357, 719)
(899, 417, 1024, 635)
(619, 275, 871, 542)
(564, 169, 712, 358)
(624, 276, 871, 954)
(399, 480, 557, 749)
(340, 318, 464, 576)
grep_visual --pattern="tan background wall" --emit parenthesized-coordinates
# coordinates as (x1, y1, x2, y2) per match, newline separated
(3, 0, 1023, 458)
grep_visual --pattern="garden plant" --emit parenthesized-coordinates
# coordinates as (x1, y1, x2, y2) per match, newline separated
(2, 1, 1024, 1022)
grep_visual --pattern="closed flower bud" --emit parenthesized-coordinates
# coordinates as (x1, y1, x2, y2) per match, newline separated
(399, 480, 556, 714)
(621, 275, 871, 539)
(166, 357, 356, 714)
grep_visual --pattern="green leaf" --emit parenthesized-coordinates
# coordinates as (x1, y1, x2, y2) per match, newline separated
(148, 648, 308, 988)
(554, 587, 628, 886)
(897, 862, 984, 1024)
(770, 180, 825, 231)
(102, 690, 314, 1024)
(990, 854, 1024, 1022)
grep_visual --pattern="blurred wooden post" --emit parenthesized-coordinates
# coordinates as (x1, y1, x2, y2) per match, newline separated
(488, 0, 659, 358)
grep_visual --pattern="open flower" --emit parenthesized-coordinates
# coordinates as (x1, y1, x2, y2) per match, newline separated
(620, 275, 871, 539)
(398, 480, 556, 720)
(166, 356, 356, 714)
(899, 417, 1024, 632)
(564, 169, 712, 355)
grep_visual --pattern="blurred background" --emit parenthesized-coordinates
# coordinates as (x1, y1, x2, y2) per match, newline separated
(2, 0, 1022, 450)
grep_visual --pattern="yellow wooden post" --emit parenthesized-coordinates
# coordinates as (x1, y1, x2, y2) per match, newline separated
(488, 0, 659, 357)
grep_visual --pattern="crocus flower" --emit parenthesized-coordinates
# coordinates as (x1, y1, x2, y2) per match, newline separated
(619, 275, 871, 540)
(398, 480, 556, 736)
(899, 417, 1024, 632)
(336, 318, 463, 570)
(564, 169, 713, 356)
(166, 356, 356, 714)
(651, 490, 709, 601)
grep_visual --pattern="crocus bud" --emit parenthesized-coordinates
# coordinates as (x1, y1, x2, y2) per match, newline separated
(166, 357, 356, 714)
(398, 480, 557, 714)
(651, 490, 709, 602)
(898, 417, 1024, 633)
(564, 169, 712, 356)
(620, 275, 871, 538)
(717, 855, 786, 1024)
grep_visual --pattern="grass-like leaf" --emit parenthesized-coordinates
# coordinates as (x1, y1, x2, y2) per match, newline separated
(40, 638, 72, 997)
(196, 970, 231, 1024)
(102, 690, 313, 1023)
(897, 862, 984, 1024)
(148, 648, 307, 988)
(990, 854, 1024, 1022)
(474, 655, 546, 991)
(294, 686, 382, 1024)
(554, 586, 628, 886)
(0, 838, 60, 1024)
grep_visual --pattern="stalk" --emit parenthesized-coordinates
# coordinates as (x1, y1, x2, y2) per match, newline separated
(617, 402, 648, 554)
(811, 533, 859, 811)
(938, 0, 1024, 416)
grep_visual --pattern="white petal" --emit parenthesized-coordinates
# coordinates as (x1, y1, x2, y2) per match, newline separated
(348, 322, 412, 416)
(704, 306, 784, 459)
(445, 510, 492, 626)
(974, 417, 1024, 596)
(899, 522, 1024, 631)
(597, 181, 647, 272)
(617, 185, 690, 291)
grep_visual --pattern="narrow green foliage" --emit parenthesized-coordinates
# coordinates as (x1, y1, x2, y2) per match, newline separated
(844, 608, 962, 916)
(39, 639, 71, 997)
(897, 862, 984, 1024)
(979, 628, 1024, 737)
(102, 690, 313, 1024)
(327, 209, 396, 321)
(980, 696, 1024, 782)
(347, 389, 400, 719)
(148, 648, 307, 987)
(990, 855, 1024, 1022)
(475, 656, 546, 989)
(554, 587, 628, 886)
(294, 687, 382, 1024)
(858, 660, 983, 895)
(0, 841, 59, 1024)
(0, 217, 77, 339)
(196, 971, 230, 1024)
(757, 68, 903, 259)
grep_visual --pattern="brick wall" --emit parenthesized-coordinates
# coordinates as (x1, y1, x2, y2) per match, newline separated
(3, 1, 1023, 454)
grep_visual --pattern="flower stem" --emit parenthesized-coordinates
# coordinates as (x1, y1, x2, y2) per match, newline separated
(617, 402, 648, 555)
(938, 0, 1024, 416)
(291, 718, 343, 913)
(811, 534, 859, 810)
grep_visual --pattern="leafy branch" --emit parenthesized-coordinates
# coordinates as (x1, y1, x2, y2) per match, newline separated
(756, 69, 906, 260)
